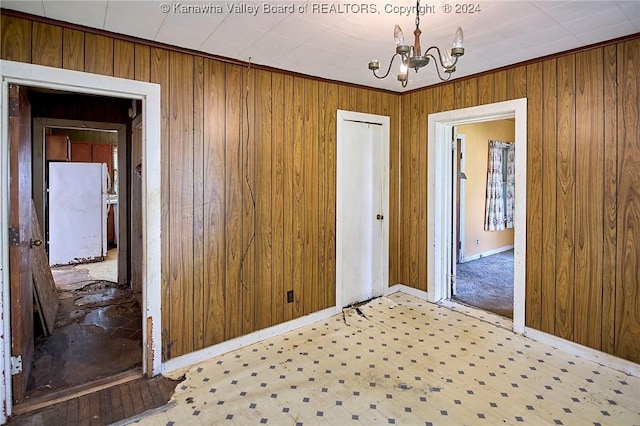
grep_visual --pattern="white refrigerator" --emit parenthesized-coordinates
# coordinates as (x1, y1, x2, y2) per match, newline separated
(48, 162, 108, 266)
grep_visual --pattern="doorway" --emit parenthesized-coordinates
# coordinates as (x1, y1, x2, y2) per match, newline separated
(0, 60, 162, 421)
(28, 111, 143, 401)
(452, 120, 516, 319)
(336, 110, 390, 309)
(426, 99, 527, 333)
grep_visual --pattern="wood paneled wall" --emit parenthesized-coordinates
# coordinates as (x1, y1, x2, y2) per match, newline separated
(398, 38, 640, 364)
(1, 15, 400, 360)
(2, 13, 638, 365)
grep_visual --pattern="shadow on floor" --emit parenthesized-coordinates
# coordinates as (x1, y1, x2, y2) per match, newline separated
(453, 249, 514, 318)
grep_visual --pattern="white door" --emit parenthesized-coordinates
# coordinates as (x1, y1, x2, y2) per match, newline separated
(337, 111, 389, 308)
(48, 162, 108, 265)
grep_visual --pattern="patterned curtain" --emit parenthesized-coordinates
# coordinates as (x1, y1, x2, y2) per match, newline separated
(484, 140, 513, 231)
(505, 143, 515, 228)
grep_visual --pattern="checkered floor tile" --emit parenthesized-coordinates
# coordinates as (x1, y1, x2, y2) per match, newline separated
(134, 293, 640, 425)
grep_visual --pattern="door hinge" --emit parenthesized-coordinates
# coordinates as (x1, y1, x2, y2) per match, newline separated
(10, 355, 22, 375)
(448, 274, 456, 285)
(9, 227, 19, 246)
(451, 140, 456, 151)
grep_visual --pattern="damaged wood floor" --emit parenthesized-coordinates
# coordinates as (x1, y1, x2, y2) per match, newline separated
(8, 374, 183, 425)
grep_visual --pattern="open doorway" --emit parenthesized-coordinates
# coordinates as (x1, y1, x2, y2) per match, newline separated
(24, 91, 144, 402)
(426, 98, 527, 334)
(28, 109, 145, 402)
(451, 120, 515, 319)
(1, 61, 161, 421)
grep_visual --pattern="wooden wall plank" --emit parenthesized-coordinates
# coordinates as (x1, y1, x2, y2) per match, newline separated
(292, 76, 305, 318)
(32, 22, 62, 68)
(168, 51, 194, 356)
(84, 33, 113, 76)
(615, 39, 640, 364)
(241, 67, 256, 335)
(271, 73, 285, 323)
(525, 61, 543, 330)
(602, 44, 618, 355)
(574, 48, 604, 350)
(114, 39, 135, 79)
(149, 47, 171, 359)
(255, 69, 273, 330)
(317, 82, 328, 310)
(62, 28, 84, 71)
(418, 91, 429, 291)
(135, 44, 151, 82)
(224, 63, 243, 340)
(409, 92, 420, 289)
(304, 79, 319, 314)
(494, 70, 507, 102)
(400, 94, 411, 286)
(478, 74, 494, 105)
(462, 78, 478, 108)
(325, 83, 339, 308)
(203, 59, 227, 346)
(506, 66, 527, 100)
(554, 54, 576, 341)
(541, 59, 558, 333)
(283, 75, 295, 322)
(1, 16, 32, 62)
(192, 56, 205, 349)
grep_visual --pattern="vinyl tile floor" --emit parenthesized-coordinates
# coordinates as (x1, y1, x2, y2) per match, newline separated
(134, 293, 640, 425)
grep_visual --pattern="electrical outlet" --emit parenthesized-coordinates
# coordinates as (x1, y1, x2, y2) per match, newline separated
(475, 238, 480, 246)
(287, 290, 294, 303)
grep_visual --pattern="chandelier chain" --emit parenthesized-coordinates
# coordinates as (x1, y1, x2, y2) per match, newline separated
(415, 0, 420, 29)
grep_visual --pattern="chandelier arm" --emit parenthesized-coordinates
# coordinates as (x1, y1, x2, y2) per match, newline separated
(372, 53, 401, 79)
(424, 45, 461, 70)
(426, 53, 453, 81)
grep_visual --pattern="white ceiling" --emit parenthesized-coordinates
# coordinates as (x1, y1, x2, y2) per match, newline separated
(3, 1, 639, 92)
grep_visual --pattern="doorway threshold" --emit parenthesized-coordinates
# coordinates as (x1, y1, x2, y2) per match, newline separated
(12, 369, 142, 416)
(438, 298, 514, 332)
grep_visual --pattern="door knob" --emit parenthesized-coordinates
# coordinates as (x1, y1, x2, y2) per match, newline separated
(376, 214, 384, 220)
(30, 239, 43, 248)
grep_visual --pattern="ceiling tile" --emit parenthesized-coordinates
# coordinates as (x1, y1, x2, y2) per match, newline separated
(0, 0, 44, 16)
(560, 6, 631, 35)
(575, 21, 638, 45)
(104, 1, 167, 40)
(619, 1, 640, 20)
(42, 0, 108, 29)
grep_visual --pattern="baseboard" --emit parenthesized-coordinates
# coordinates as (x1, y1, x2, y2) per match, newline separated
(386, 284, 429, 300)
(162, 306, 340, 375)
(524, 327, 640, 378)
(461, 244, 514, 263)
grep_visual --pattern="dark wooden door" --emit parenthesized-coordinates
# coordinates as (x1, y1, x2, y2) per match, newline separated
(9, 84, 33, 404)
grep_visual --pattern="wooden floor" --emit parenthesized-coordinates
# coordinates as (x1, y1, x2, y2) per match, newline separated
(8, 375, 181, 425)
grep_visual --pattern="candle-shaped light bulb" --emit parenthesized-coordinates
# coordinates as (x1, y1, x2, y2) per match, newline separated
(394, 24, 405, 46)
(441, 50, 455, 67)
(453, 27, 464, 48)
(451, 27, 465, 57)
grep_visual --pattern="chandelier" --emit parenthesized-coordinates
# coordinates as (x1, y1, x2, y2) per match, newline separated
(368, 0, 465, 87)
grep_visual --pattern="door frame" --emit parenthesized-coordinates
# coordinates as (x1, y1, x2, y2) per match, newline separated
(0, 60, 162, 420)
(335, 110, 390, 310)
(427, 99, 527, 334)
(455, 133, 466, 266)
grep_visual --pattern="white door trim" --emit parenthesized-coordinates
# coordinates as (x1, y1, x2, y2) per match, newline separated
(456, 133, 466, 265)
(0, 60, 162, 421)
(336, 110, 390, 310)
(427, 99, 527, 334)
